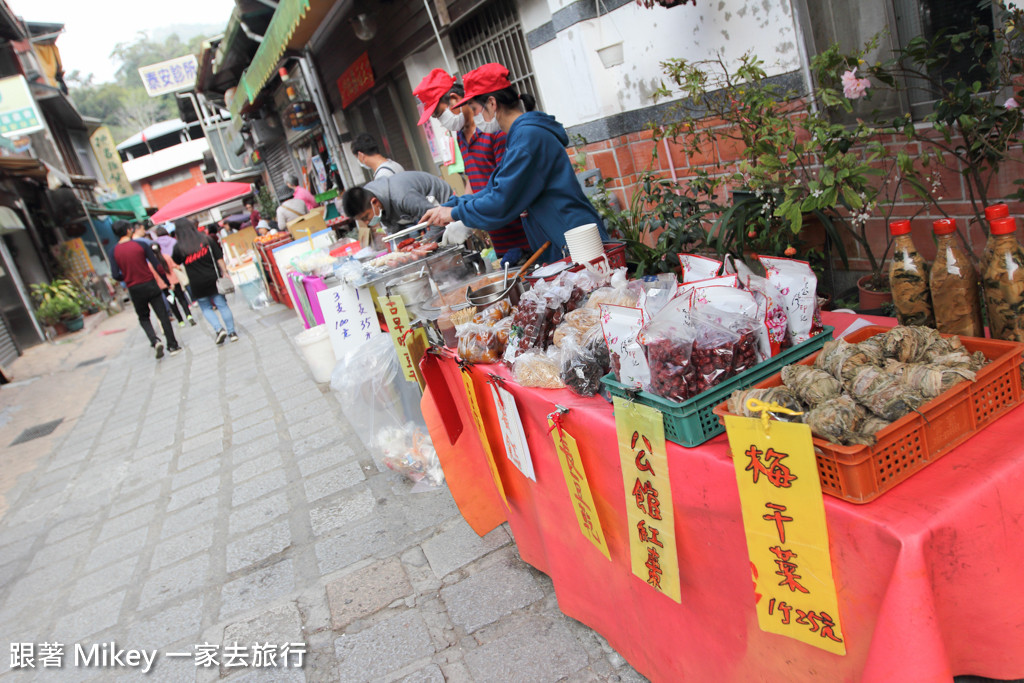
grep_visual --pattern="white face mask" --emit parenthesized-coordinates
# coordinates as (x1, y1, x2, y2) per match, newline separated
(477, 116, 501, 134)
(436, 108, 464, 132)
(358, 161, 370, 171)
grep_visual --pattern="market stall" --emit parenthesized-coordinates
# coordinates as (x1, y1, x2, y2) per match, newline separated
(419, 310, 1024, 682)
(411, 220, 1024, 682)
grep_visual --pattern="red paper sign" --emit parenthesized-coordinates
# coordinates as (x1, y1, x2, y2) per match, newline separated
(338, 52, 374, 109)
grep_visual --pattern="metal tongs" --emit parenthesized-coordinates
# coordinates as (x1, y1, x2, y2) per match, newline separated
(382, 221, 432, 244)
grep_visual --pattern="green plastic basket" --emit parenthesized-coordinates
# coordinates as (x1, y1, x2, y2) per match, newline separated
(601, 326, 834, 447)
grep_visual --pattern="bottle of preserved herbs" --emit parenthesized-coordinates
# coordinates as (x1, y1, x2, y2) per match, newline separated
(983, 204, 1009, 263)
(983, 216, 1024, 342)
(889, 219, 934, 327)
(930, 218, 983, 337)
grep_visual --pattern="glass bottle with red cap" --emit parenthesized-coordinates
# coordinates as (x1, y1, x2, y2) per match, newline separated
(930, 218, 983, 337)
(983, 203, 1009, 262)
(982, 216, 1024, 341)
(888, 219, 934, 326)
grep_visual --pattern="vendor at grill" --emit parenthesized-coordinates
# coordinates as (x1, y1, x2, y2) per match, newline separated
(420, 63, 607, 263)
(341, 170, 452, 236)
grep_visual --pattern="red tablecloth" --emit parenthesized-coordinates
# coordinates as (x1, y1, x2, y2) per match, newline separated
(420, 315, 1024, 683)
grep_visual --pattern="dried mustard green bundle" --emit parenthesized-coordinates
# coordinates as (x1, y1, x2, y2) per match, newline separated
(846, 365, 926, 420)
(805, 394, 868, 445)
(727, 387, 806, 420)
(879, 326, 945, 363)
(815, 338, 883, 383)
(860, 415, 892, 435)
(780, 365, 843, 406)
(884, 359, 976, 399)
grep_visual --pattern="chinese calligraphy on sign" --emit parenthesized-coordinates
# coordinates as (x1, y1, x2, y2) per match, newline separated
(724, 415, 846, 655)
(316, 283, 380, 360)
(613, 397, 680, 602)
(549, 417, 610, 559)
(338, 52, 374, 108)
(460, 369, 508, 506)
(489, 382, 535, 481)
(89, 126, 132, 197)
(138, 55, 199, 97)
(380, 295, 427, 387)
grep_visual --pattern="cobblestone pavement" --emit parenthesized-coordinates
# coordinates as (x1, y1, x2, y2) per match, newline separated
(0, 299, 646, 682)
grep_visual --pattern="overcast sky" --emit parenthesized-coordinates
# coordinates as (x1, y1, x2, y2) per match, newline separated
(7, 0, 236, 82)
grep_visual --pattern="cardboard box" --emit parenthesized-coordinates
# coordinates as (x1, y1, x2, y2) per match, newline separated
(222, 227, 257, 261)
(286, 207, 327, 241)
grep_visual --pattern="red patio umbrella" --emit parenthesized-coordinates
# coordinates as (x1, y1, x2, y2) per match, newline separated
(150, 182, 253, 223)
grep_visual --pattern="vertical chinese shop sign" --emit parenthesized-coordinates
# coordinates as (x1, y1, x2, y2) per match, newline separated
(724, 415, 846, 655)
(380, 295, 427, 389)
(549, 416, 610, 560)
(612, 397, 680, 602)
(459, 369, 508, 507)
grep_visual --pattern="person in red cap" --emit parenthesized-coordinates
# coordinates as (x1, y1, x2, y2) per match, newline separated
(420, 63, 607, 263)
(413, 69, 531, 264)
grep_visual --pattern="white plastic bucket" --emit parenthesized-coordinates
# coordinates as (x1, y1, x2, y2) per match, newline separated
(294, 325, 336, 383)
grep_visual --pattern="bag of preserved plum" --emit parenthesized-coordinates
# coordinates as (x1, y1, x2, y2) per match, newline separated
(638, 315, 698, 401)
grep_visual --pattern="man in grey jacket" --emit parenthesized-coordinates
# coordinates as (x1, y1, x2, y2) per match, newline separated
(341, 171, 452, 234)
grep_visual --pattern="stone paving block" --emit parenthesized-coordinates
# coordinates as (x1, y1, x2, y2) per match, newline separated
(284, 400, 335, 425)
(441, 557, 544, 634)
(26, 529, 93, 572)
(231, 469, 288, 507)
(395, 664, 446, 683)
(184, 417, 226, 440)
(52, 590, 126, 644)
(302, 461, 365, 502)
(177, 441, 224, 470)
(219, 559, 296, 620)
(325, 557, 413, 630)
(83, 525, 149, 572)
(226, 521, 292, 573)
(308, 486, 376, 536)
(295, 446, 357, 477)
(292, 429, 348, 459)
(334, 611, 436, 682)
(231, 436, 281, 464)
(151, 522, 215, 570)
(286, 417, 330, 441)
(108, 484, 161, 519)
(233, 421, 278, 446)
(181, 426, 224, 453)
(463, 618, 589, 682)
(69, 556, 139, 607)
(167, 477, 220, 513)
(421, 522, 511, 579)
(229, 493, 289, 536)
(96, 502, 158, 543)
(3, 556, 77, 613)
(232, 451, 284, 485)
(230, 407, 275, 432)
(161, 496, 218, 539)
(315, 516, 395, 575)
(126, 597, 203, 652)
(171, 458, 221, 492)
(137, 555, 209, 610)
(220, 603, 303, 676)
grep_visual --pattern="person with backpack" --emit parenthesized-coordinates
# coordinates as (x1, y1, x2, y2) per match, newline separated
(171, 218, 239, 345)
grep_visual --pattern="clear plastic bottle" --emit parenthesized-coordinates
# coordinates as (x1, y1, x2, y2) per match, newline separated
(888, 219, 934, 327)
(930, 218, 983, 337)
(982, 216, 1024, 342)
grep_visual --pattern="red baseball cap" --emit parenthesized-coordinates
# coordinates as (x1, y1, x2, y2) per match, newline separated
(413, 69, 456, 126)
(453, 63, 512, 108)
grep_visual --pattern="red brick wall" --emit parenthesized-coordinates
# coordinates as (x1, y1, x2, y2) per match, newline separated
(141, 165, 206, 209)
(569, 125, 1024, 272)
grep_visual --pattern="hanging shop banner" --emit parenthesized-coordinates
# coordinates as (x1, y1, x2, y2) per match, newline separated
(613, 397, 680, 603)
(460, 370, 508, 506)
(724, 414, 846, 655)
(138, 55, 199, 97)
(489, 382, 535, 481)
(59, 239, 95, 280)
(338, 52, 374, 109)
(380, 295, 426, 386)
(0, 75, 44, 138)
(89, 126, 132, 197)
(549, 417, 610, 560)
(317, 282, 380, 361)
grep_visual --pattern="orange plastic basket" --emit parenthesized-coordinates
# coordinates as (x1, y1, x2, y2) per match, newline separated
(712, 326, 1024, 503)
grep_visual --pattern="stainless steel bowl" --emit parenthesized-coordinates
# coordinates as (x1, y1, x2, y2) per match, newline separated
(466, 278, 525, 307)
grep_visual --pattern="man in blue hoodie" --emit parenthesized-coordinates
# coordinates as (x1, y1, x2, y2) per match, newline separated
(420, 63, 607, 264)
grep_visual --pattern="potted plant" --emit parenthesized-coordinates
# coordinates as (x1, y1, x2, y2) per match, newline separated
(31, 279, 85, 334)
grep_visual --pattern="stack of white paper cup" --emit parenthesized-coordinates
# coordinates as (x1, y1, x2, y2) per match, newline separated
(564, 223, 604, 264)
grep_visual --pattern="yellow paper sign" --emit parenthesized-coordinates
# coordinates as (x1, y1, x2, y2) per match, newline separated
(89, 125, 132, 197)
(381, 295, 425, 387)
(724, 415, 846, 655)
(613, 397, 680, 603)
(549, 418, 610, 560)
(460, 370, 508, 506)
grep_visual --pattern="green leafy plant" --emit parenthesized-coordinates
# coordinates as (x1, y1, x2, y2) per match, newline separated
(30, 279, 84, 307)
(257, 186, 277, 224)
(35, 296, 81, 326)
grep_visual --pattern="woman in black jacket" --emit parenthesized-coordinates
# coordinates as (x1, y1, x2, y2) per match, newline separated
(171, 218, 239, 345)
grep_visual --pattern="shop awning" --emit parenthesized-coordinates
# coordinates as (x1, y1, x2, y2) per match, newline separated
(238, 0, 311, 105)
(0, 157, 48, 181)
(150, 181, 252, 223)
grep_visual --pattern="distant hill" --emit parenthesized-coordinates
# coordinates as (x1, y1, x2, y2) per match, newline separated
(149, 23, 224, 45)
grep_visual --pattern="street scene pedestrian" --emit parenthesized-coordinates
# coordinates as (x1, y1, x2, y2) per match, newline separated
(171, 218, 238, 344)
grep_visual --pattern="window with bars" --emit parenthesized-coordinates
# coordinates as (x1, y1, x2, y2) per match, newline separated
(451, 0, 540, 108)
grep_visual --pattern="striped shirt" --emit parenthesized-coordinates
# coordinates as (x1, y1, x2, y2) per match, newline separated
(457, 129, 530, 256)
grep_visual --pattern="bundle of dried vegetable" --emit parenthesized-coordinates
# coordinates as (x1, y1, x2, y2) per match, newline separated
(814, 338, 884, 383)
(780, 365, 843, 405)
(845, 365, 926, 420)
(726, 386, 806, 420)
(804, 395, 869, 445)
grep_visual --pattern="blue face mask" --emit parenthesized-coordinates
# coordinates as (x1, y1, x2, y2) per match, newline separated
(367, 205, 382, 227)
